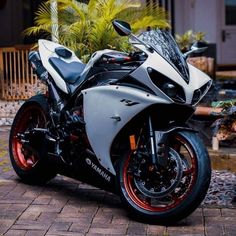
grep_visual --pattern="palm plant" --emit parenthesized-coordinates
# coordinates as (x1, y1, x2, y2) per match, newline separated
(24, 0, 170, 61)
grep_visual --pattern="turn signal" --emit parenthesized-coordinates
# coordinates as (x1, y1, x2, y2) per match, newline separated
(129, 135, 136, 151)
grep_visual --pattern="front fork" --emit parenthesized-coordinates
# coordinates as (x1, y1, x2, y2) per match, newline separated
(148, 116, 169, 167)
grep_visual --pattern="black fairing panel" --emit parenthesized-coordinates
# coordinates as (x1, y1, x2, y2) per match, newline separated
(149, 104, 195, 129)
(69, 70, 131, 95)
(54, 150, 116, 193)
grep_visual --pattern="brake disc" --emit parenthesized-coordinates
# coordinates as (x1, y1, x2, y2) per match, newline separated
(133, 148, 183, 198)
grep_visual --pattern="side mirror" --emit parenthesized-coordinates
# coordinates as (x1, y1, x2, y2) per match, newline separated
(190, 41, 208, 53)
(112, 20, 131, 36)
(184, 41, 208, 59)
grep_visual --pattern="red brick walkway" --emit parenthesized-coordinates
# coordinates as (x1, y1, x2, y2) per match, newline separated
(0, 130, 235, 236)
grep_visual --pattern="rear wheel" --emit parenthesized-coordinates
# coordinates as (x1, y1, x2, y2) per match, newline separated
(118, 131, 211, 224)
(9, 95, 56, 184)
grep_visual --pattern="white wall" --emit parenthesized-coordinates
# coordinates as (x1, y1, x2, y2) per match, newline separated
(175, 0, 221, 62)
(175, 0, 218, 42)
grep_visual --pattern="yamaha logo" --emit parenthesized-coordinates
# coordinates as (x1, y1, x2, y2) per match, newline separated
(85, 158, 111, 182)
(86, 158, 92, 165)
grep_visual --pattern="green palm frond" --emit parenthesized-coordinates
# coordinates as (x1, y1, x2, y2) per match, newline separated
(24, 0, 170, 62)
(58, 0, 86, 21)
(132, 16, 170, 32)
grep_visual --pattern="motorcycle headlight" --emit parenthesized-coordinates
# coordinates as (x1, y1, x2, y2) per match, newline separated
(148, 68, 186, 103)
(192, 80, 212, 105)
(162, 83, 178, 98)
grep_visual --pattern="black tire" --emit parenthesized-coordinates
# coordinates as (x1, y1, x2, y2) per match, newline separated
(117, 131, 211, 224)
(9, 94, 57, 185)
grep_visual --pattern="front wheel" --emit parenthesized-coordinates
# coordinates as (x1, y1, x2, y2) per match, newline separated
(118, 131, 211, 224)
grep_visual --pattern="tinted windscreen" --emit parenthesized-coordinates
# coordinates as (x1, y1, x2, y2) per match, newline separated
(138, 30, 189, 83)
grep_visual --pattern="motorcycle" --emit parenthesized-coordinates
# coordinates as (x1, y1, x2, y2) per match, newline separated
(9, 20, 212, 224)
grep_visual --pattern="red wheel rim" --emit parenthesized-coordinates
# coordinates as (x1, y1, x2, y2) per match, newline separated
(11, 105, 46, 170)
(123, 135, 197, 212)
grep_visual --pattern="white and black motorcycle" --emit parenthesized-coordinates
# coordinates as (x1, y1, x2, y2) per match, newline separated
(9, 20, 212, 224)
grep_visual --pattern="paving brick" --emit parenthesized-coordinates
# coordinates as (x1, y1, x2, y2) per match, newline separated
(92, 212, 113, 224)
(4, 229, 27, 236)
(224, 226, 236, 235)
(61, 205, 79, 214)
(49, 198, 67, 208)
(205, 216, 236, 227)
(147, 225, 166, 235)
(11, 220, 51, 231)
(55, 212, 84, 220)
(205, 225, 224, 236)
(221, 209, 236, 216)
(0, 219, 15, 235)
(167, 226, 205, 235)
(203, 208, 221, 217)
(18, 210, 41, 221)
(79, 206, 99, 213)
(27, 204, 63, 213)
(22, 190, 41, 199)
(49, 221, 72, 231)
(55, 215, 91, 224)
(37, 212, 58, 222)
(6, 184, 27, 196)
(33, 196, 52, 205)
(167, 234, 204, 236)
(25, 230, 47, 236)
(88, 225, 128, 235)
(191, 208, 204, 217)
(126, 224, 147, 235)
(92, 217, 112, 225)
(111, 217, 130, 225)
(0, 208, 25, 220)
(0, 198, 32, 204)
(86, 234, 117, 236)
(46, 231, 84, 236)
(69, 222, 90, 234)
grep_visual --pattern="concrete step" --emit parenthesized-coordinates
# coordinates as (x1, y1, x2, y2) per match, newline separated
(208, 147, 236, 172)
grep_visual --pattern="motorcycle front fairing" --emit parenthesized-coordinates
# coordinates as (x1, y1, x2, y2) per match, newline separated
(130, 30, 212, 105)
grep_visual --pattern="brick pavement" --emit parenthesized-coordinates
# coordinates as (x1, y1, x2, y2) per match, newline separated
(0, 129, 235, 236)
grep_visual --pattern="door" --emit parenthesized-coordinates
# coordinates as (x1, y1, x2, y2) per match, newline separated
(221, 0, 236, 64)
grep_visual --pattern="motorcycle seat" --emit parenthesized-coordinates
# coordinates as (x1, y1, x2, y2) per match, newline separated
(49, 57, 86, 84)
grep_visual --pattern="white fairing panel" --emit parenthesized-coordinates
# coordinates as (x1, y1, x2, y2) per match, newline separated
(187, 63, 212, 104)
(83, 85, 170, 175)
(38, 39, 83, 94)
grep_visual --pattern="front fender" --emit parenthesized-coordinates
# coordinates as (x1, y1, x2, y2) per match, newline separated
(158, 125, 198, 134)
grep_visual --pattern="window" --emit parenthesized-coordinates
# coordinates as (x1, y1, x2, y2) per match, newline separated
(225, 0, 236, 25)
